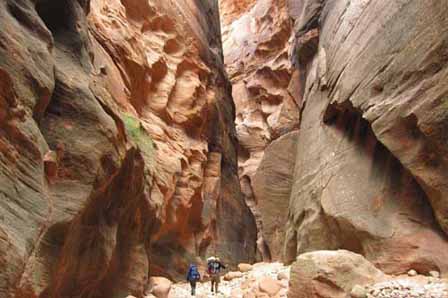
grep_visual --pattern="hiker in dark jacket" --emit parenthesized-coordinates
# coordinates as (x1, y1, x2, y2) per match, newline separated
(186, 263, 201, 296)
(207, 257, 226, 294)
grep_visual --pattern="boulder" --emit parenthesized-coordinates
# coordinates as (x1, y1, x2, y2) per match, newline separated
(224, 271, 244, 281)
(258, 277, 282, 296)
(288, 250, 387, 298)
(150, 277, 172, 298)
(350, 285, 367, 298)
(408, 270, 418, 277)
(238, 263, 254, 272)
(429, 271, 440, 278)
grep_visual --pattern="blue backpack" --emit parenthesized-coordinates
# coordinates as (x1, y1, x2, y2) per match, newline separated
(187, 264, 200, 281)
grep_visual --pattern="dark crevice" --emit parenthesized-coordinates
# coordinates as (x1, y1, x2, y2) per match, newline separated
(35, 0, 74, 35)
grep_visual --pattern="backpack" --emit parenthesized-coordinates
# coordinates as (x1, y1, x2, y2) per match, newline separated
(188, 265, 200, 281)
(207, 261, 220, 274)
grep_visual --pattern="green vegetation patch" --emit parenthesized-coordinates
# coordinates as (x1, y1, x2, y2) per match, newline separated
(122, 113, 154, 161)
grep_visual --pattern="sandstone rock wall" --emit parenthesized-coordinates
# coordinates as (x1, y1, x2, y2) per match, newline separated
(1, 0, 160, 296)
(0, 0, 255, 296)
(88, 0, 256, 278)
(219, 0, 300, 261)
(285, 0, 448, 275)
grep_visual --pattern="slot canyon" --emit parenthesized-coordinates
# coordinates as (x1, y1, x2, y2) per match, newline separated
(0, 0, 447, 297)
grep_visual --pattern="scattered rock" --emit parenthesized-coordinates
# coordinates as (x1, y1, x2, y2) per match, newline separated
(367, 279, 448, 298)
(351, 285, 367, 298)
(408, 269, 418, 277)
(150, 277, 172, 298)
(225, 271, 244, 281)
(169, 262, 290, 298)
(429, 271, 440, 278)
(258, 277, 281, 296)
(239, 263, 253, 273)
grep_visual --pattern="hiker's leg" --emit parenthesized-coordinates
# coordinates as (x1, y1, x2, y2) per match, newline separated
(211, 279, 214, 292)
(190, 280, 196, 295)
(215, 277, 219, 293)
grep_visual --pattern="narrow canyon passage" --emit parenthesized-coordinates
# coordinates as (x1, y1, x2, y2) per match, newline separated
(0, 0, 448, 298)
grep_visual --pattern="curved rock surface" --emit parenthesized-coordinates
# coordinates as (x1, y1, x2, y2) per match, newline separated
(288, 250, 387, 298)
(253, 131, 298, 260)
(219, 0, 300, 261)
(89, 0, 257, 279)
(1, 1, 160, 296)
(285, 0, 448, 276)
(0, 0, 255, 296)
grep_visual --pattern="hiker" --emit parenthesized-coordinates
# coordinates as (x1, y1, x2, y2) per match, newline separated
(207, 256, 226, 294)
(186, 263, 201, 296)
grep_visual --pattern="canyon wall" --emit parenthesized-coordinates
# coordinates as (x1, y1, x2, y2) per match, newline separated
(220, 0, 448, 279)
(88, 0, 256, 279)
(219, 0, 300, 261)
(285, 0, 448, 275)
(0, 0, 255, 296)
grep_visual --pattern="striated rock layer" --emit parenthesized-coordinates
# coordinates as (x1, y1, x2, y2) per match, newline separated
(285, 0, 448, 276)
(88, 0, 256, 279)
(0, 0, 160, 296)
(0, 0, 255, 296)
(219, 0, 300, 261)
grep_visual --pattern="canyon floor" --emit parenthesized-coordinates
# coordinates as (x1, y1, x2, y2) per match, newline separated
(169, 262, 290, 298)
(161, 262, 448, 298)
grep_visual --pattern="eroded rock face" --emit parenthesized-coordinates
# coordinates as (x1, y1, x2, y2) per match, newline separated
(88, 0, 256, 279)
(252, 131, 298, 260)
(285, 0, 448, 275)
(219, 0, 300, 261)
(1, 0, 160, 297)
(0, 0, 255, 296)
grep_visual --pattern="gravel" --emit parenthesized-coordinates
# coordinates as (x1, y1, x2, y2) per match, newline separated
(367, 279, 447, 298)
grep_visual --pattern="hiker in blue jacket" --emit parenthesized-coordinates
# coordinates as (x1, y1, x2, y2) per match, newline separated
(186, 263, 201, 296)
